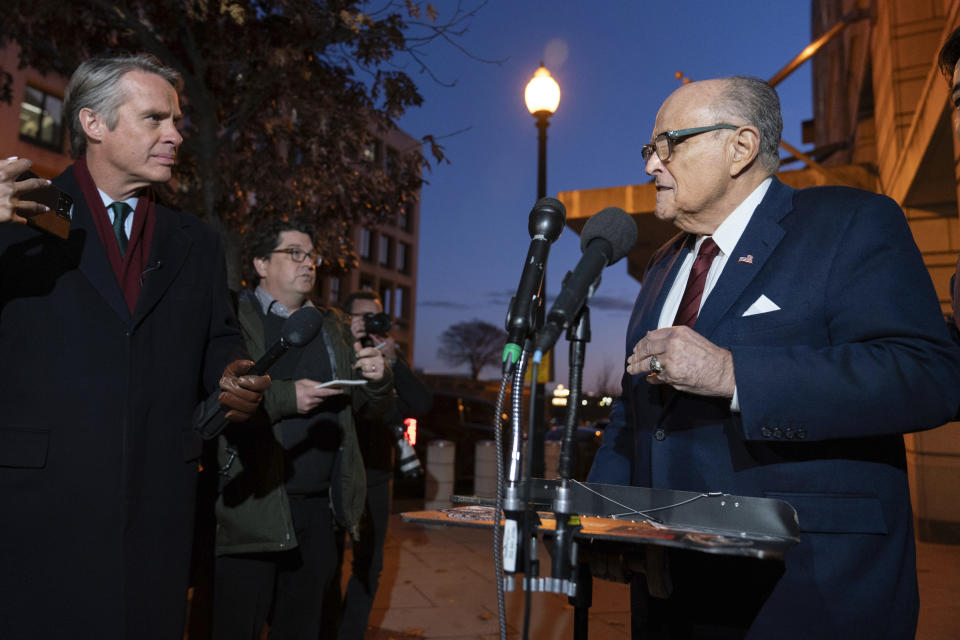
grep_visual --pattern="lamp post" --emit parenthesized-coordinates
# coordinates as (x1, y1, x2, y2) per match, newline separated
(524, 63, 560, 477)
(525, 64, 561, 201)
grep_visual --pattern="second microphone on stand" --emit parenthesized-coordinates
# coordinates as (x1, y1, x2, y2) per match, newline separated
(533, 207, 638, 361)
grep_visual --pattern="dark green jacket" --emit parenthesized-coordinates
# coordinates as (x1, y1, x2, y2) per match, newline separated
(214, 293, 393, 555)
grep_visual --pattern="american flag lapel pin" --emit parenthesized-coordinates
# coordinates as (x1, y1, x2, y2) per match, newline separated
(738, 255, 754, 264)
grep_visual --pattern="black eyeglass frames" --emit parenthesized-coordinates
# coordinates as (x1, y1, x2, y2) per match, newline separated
(640, 124, 741, 162)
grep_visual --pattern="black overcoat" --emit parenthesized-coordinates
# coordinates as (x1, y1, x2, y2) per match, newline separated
(0, 165, 245, 638)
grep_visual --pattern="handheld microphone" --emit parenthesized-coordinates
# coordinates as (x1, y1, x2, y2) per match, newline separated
(532, 207, 637, 361)
(502, 197, 566, 367)
(194, 305, 324, 438)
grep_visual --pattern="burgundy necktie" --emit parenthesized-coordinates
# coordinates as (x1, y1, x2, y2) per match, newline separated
(673, 237, 720, 328)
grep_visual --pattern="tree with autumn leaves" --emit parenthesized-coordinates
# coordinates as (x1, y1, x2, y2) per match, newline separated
(0, 0, 483, 285)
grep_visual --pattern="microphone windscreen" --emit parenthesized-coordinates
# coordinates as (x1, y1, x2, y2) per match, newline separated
(283, 306, 324, 346)
(528, 197, 566, 242)
(579, 207, 638, 264)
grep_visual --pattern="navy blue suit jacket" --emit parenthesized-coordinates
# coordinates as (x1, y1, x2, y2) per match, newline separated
(589, 178, 960, 638)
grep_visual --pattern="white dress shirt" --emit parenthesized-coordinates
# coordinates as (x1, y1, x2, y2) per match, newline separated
(655, 177, 772, 410)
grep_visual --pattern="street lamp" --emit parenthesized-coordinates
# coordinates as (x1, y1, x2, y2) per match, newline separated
(524, 64, 561, 200)
(524, 63, 560, 477)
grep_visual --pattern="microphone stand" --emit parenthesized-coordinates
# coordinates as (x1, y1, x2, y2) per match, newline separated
(550, 305, 589, 599)
(500, 345, 529, 585)
(497, 326, 544, 640)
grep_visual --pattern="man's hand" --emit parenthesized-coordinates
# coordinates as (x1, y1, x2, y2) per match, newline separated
(294, 379, 344, 414)
(371, 334, 397, 361)
(627, 326, 736, 397)
(354, 341, 387, 381)
(0, 157, 52, 224)
(219, 359, 271, 422)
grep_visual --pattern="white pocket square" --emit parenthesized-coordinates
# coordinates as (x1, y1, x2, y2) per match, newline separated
(742, 294, 780, 317)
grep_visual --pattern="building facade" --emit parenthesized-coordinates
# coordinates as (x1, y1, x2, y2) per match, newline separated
(0, 44, 71, 177)
(316, 126, 422, 362)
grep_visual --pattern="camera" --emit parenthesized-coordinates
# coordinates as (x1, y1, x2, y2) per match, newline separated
(363, 312, 392, 335)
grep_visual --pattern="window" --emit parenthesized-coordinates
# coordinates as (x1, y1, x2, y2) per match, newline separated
(386, 146, 400, 178)
(359, 274, 376, 292)
(359, 228, 374, 262)
(19, 86, 64, 151)
(361, 140, 382, 165)
(379, 281, 393, 316)
(397, 285, 411, 319)
(379, 234, 393, 268)
(398, 200, 416, 233)
(397, 242, 410, 274)
(328, 277, 340, 305)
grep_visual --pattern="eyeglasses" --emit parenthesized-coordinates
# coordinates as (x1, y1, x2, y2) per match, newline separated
(640, 124, 741, 163)
(272, 248, 319, 264)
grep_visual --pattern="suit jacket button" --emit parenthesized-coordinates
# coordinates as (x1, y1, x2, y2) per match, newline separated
(654, 427, 666, 441)
(796, 428, 806, 440)
(784, 427, 794, 439)
(760, 427, 772, 438)
(773, 428, 783, 439)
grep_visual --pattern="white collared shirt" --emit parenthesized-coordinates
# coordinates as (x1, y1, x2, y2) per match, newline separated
(657, 178, 772, 328)
(655, 177, 772, 412)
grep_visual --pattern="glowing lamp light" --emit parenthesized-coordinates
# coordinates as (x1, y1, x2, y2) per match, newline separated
(524, 65, 561, 116)
(403, 417, 417, 446)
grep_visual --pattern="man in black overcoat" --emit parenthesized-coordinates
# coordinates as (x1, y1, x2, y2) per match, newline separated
(0, 54, 268, 638)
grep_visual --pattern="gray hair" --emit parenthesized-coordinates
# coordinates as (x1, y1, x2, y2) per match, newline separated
(64, 54, 182, 158)
(714, 76, 782, 173)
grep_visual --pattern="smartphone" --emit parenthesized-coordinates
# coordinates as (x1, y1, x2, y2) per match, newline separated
(15, 170, 72, 239)
(314, 379, 369, 389)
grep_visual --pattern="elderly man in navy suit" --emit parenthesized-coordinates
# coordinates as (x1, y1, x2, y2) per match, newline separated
(588, 76, 960, 638)
(0, 54, 268, 638)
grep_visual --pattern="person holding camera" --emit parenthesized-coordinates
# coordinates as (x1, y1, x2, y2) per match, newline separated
(330, 290, 433, 639)
(211, 221, 393, 639)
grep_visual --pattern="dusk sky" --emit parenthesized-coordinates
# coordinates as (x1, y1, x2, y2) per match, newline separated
(396, 1, 814, 390)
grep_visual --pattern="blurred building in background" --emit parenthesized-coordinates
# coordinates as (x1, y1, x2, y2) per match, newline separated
(317, 127, 422, 362)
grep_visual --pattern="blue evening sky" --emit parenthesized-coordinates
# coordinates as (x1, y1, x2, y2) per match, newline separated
(395, 0, 813, 390)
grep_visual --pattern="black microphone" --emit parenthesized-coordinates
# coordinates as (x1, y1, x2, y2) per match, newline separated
(194, 305, 324, 439)
(502, 197, 566, 367)
(532, 207, 637, 361)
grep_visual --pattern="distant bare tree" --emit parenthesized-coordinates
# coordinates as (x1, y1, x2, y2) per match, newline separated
(438, 319, 506, 380)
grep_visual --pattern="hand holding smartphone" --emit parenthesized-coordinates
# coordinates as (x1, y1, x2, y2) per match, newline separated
(14, 169, 72, 238)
